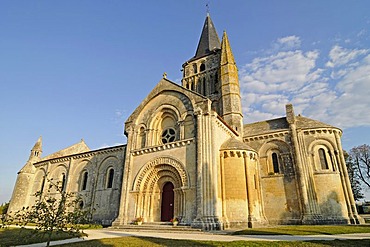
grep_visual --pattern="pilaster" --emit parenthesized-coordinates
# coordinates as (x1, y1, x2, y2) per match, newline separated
(334, 130, 363, 224)
(112, 124, 135, 226)
(191, 108, 223, 230)
(287, 104, 322, 223)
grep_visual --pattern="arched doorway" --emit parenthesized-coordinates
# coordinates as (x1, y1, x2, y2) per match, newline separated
(132, 157, 189, 222)
(161, 182, 174, 221)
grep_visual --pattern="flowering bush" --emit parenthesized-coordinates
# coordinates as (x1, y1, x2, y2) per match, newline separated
(170, 217, 179, 223)
(133, 216, 143, 224)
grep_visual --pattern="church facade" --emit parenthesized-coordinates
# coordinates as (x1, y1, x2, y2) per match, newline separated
(8, 15, 362, 230)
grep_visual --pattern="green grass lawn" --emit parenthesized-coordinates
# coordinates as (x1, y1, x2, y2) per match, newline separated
(0, 227, 83, 247)
(233, 225, 370, 235)
(2, 225, 370, 247)
(53, 237, 370, 247)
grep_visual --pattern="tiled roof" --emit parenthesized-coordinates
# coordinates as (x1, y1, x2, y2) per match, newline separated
(243, 115, 337, 137)
(193, 14, 221, 60)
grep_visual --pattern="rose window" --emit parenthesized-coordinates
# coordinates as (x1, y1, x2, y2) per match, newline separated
(161, 128, 176, 144)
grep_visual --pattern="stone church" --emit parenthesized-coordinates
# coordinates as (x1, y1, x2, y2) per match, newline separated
(8, 15, 362, 230)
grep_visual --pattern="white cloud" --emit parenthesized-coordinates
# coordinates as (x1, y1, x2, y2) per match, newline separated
(240, 37, 370, 129)
(276, 35, 301, 50)
(98, 142, 125, 149)
(325, 45, 368, 68)
(328, 54, 370, 127)
(241, 50, 320, 94)
(357, 29, 367, 37)
(113, 109, 128, 124)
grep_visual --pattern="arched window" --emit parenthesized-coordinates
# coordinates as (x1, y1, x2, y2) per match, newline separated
(107, 168, 114, 189)
(272, 153, 279, 173)
(40, 176, 45, 193)
(138, 126, 146, 148)
(329, 151, 336, 171)
(210, 75, 214, 93)
(197, 79, 202, 93)
(202, 78, 206, 95)
(61, 173, 66, 192)
(319, 148, 329, 169)
(214, 72, 219, 93)
(193, 63, 197, 74)
(81, 171, 88, 191)
(159, 114, 178, 144)
(200, 63, 206, 72)
(78, 200, 84, 209)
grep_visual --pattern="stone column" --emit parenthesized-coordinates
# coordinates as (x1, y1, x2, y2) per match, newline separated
(194, 108, 203, 221)
(112, 125, 135, 226)
(210, 113, 222, 226)
(290, 123, 311, 221)
(219, 152, 229, 227)
(243, 152, 253, 227)
(334, 130, 362, 224)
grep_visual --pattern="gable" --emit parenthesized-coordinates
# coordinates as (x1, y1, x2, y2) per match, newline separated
(125, 78, 209, 126)
(41, 140, 90, 161)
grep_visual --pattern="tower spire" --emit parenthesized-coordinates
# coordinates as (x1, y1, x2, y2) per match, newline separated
(194, 14, 221, 59)
(219, 31, 243, 137)
(220, 31, 236, 66)
(29, 136, 42, 161)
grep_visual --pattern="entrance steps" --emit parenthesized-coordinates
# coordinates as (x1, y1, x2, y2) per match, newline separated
(110, 222, 203, 233)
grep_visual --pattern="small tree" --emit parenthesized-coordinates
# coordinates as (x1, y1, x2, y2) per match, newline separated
(0, 202, 9, 214)
(0, 202, 10, 228)
(345, 150, 364, 201)
(350, 144, 370, 189)
(12, 177, 90, 246)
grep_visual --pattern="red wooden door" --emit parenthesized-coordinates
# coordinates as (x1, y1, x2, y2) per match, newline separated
(161, 182, 174, 221)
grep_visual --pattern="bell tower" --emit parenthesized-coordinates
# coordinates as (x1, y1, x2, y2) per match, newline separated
(181, 14, 221, 109)
(182, 14, 243, 136)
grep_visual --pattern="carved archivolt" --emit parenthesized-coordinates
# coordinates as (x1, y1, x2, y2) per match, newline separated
(132, 156, 189, 191)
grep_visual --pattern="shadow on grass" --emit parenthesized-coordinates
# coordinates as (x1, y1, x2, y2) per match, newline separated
(0, 227, 81, 246)
(233, 225, 370, 236)
(306, 239, 370, 247)
(53, 237, 370, 247)
(53, 236, 216, 247)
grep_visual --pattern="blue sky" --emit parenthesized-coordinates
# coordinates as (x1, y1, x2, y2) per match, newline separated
(1, 1, 370, 204)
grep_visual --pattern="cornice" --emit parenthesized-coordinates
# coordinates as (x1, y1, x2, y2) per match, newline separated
(215, 116, 238, 137)
(132, 138, 194, 157)
(244, 131, 289, 143)
(34, 145, 126, 166)
(302, 128, 341, 135)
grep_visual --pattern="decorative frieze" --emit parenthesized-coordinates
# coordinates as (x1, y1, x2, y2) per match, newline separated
(34, 145, 125, 165)
(50, 157, 71, 163)
(34, 161, 49, 167)
(215, 117, 237, 137)
(221, 150, 257, 160)
(132, 156, 189, 191)
(302, 128, 340, 135)
(244, 131, 289, 142)
(131, 138, 193, 156)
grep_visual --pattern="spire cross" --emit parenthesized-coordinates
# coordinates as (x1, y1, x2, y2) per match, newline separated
(206, 1, 210, 15)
